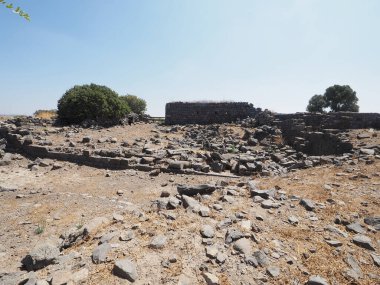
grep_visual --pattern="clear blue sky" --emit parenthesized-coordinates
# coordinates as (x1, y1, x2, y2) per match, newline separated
(1, 0, 379, 116)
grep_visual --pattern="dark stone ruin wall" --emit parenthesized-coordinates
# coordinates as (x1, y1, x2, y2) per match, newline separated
(0, 130, 234, 176)
(291, 131, 353, 156)
(165, 102, 259, 125)
(273, 112, 380, 156)
(274, 112, 380, 130)
(0, 127, 161, 172)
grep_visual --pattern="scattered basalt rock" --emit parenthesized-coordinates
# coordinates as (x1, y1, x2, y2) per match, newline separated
(21, 241, 60, 271)
(177, 184, 217, 196)
(306, 275, 329, 285)
(1, 111, 378, 178)
(113, 258, 138, 282)
(364, 216, 380, 231)
(352, 235, 375, 251)
(92, 243, 112, 264)
(0, 113, 379, 284)
(300, 198, 316, 211)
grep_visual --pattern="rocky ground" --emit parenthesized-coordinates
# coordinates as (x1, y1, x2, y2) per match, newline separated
(0, 120, 379, 285)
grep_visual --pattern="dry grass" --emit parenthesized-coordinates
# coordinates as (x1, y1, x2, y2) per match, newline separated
(34, 109, 57, 119)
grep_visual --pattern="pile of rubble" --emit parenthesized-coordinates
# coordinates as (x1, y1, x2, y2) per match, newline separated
(0, 115, 379, 284)
(1, 117, 379, 178)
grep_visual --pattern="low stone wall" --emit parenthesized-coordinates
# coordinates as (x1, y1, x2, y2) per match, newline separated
(274, 112, 380, 130)
(165, 102, 259, 125)
(0, 129, 237, 177)
(11, 145, 236, 177)
(0, 126, 136, 170)
(293, 132, 353, 156)
(271, 112, 379, 155)
(22, 145, 134, 169)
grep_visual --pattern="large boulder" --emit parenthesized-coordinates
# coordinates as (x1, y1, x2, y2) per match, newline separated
(113, 258, 138, 282)
(21, 241, 60, 271)
(0, 153, 12, 166)
(92, 243, 112, 264)
(364, 216, 380, 231)
(60, 216, 109, 249)
(177, 184, 216, 196)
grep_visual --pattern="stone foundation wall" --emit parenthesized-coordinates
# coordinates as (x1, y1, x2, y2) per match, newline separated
(270, 112, 379, 155)
(165, 102, 259, 125)
(0, 128, 236, 176)
(292, 132, 353, 156)
(274, 112, 380, 130)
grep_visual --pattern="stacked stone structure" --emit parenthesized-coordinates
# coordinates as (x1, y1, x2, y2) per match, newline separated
(165, 102, 259, 125)
(274, 112, 380, 130)
(271, 112, 380, 155)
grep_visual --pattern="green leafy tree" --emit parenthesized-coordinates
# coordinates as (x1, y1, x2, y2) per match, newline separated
(120, 94, 147, 114)
(306, 94, 327, 113)
(324, 85, 359, 112)
(57, 84, 130, 125)
(307, 85, 359, 113)
(0, 0, 30, 21)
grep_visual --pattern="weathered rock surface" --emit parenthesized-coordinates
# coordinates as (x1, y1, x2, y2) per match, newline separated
(21, 241, 60, 271)
(346, 222, 365, 234)
(203, 272, 219, 285)
(60, 216, 109, 249)
(364, 216, 380, 231)
(233, 238, 252, 255)
(306, 275, 329, 285)
(352, 235, 375, 250)
(200, 225, 215, 238)
(113, 258, 138, 282)
(177, 184, 216, 196)
(300, 198, 315, 211)
(149, 235, 167, 249)
(92, 243, 112, 264)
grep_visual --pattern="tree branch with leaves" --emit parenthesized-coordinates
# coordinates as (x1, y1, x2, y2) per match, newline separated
(0, 0, 30, 21)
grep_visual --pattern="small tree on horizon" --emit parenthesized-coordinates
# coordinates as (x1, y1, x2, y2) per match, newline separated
(120, 94, 147, 114)
(324, 85, 359, 112)
(306, 95, 327, 113)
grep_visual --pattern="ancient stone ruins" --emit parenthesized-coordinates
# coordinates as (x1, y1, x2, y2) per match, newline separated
(165, 102, 260, 125)
(0, 103, 379, 285)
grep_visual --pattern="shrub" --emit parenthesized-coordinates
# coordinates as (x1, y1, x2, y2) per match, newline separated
(120, 94, 147, 114)
(34, 220, 46, 235)
(57, 84, 130, 124)
(227, 145, 238, 153)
